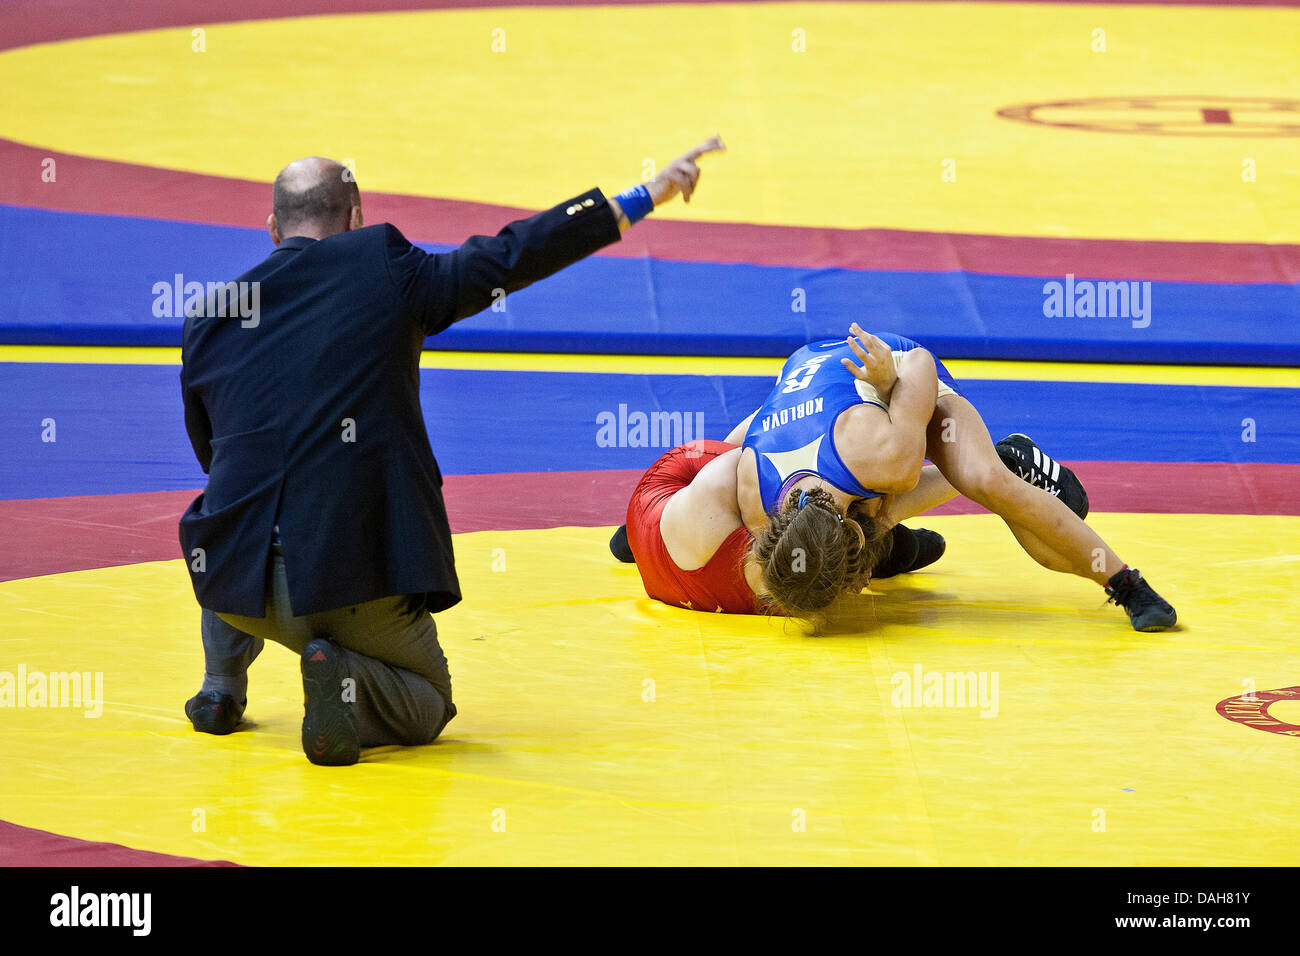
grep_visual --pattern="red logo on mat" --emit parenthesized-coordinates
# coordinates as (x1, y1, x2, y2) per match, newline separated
(997, 96, 1300, 138)
(1216, 686, 1300, 737)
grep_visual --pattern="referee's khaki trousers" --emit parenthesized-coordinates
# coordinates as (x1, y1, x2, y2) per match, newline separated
(212, 547, 455, 747)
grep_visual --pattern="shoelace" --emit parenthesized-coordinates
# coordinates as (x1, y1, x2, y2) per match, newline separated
(1105, 570, 1133, 606)
(1012, 460, 1063, 496)
(1107, 571, 1159, 610)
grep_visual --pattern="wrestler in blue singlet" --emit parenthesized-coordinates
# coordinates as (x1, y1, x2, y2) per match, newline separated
(741, 333, 962, 514)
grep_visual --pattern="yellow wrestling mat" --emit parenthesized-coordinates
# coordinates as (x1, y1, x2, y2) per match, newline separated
(2, 2, 1297, 242)
(2, 514, 1296, 866)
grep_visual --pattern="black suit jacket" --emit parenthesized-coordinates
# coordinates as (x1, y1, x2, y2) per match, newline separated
(180, 189, 621, 617)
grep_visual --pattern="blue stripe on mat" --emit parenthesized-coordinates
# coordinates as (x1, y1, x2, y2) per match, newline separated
(3, 205, 1298, 365)
(1, 362, 1296, 499)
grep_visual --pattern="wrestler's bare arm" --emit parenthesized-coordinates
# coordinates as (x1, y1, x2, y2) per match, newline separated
(724, 409, 758, 445)
(876, 466, 960, 526)
(837, 347, 938, 494)
(659, 447, 746, 571)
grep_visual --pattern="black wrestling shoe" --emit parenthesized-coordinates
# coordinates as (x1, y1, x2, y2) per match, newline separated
(906, 528, 947, 573)
(1105, 568, 1177, 632)
(871, 525, 946, 579)
(300, 639, 360, 766)
(996, 433, 1090, 519)
(185, 691, 245, 735)
(609, 524, 636, 563)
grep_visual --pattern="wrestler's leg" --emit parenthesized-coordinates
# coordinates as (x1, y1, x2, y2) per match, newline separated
(924, 394, 1120, 583)
(886, 448, 1078, 572)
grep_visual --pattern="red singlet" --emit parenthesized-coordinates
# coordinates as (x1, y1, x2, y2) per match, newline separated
(625, 440, 765, 615)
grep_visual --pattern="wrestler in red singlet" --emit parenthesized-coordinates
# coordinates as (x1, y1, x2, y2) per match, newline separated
(625, 440, 767, 614)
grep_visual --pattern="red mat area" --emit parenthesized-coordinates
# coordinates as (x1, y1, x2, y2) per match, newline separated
(1, 462, 1295, 584)
(0, 469, 641, 583)
(4, 136, 1296, 284)
(0, 820, 236, 867)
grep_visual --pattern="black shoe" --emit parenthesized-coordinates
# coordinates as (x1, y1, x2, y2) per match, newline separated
(1105, 568, 1177, 632)
(185, 692, 245, 735)
(609, 524, 636, 563)
(300, 639, 360, 766)
(872, 525, 946, 579)
(996, 433, 1089, 519)
(906, 528, 946, 573)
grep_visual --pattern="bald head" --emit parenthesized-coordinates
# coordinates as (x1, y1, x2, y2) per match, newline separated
(269, 156, 362, 243)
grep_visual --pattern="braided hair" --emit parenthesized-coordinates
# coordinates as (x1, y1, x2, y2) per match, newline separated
(750, 486, 891, 620)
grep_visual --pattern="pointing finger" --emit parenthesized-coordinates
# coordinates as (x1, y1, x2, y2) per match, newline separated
(686, 135, 726, 161)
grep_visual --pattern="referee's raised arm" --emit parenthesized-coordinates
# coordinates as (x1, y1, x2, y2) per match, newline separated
(389, 135, 727, 336)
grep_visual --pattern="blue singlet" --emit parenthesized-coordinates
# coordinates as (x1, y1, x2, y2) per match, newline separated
(741, 333, 959, 514)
